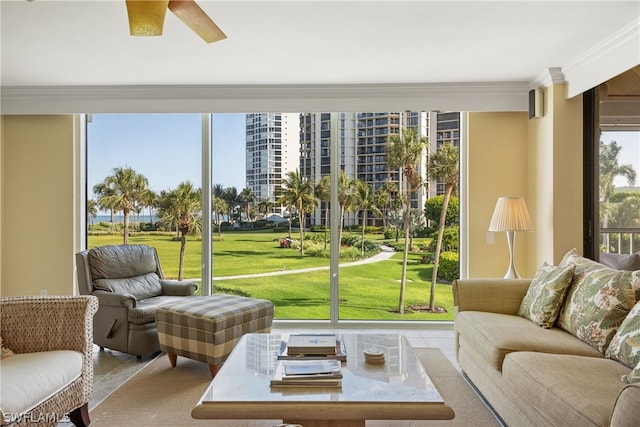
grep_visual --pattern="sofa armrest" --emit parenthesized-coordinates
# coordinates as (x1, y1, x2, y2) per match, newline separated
(92, 289, 137, 308)
(453, 278, 531, 315)
(610, 383, 640, 427)
(161, 279, 198, 296)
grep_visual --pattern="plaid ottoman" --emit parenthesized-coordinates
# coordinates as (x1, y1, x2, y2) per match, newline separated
(156, 295, 274, 377)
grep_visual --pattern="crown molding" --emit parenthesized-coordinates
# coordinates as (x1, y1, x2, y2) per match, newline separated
(1, 82, 530, 114)
(530, 67, 566, 90)
(563, 17, 640, 98)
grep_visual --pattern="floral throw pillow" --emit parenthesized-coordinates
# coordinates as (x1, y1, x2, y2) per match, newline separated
(622, 359, 640, 384)
(557, 249, 636, 353)
(606, 302, 640, 369)
(518, 262, 575, 328)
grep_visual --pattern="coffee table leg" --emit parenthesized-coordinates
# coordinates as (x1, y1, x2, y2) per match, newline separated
(283, 420, 364, 427)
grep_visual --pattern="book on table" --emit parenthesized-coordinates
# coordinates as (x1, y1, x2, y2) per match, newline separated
(285, 334, 338, 355)
(270, 359, 343, 388)
(278, 338, 347, 361)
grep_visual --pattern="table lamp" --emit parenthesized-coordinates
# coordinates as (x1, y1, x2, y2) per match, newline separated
(488, 197, 533, 278)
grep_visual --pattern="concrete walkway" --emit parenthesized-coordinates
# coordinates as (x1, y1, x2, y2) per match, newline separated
(212, 244, 396, 281)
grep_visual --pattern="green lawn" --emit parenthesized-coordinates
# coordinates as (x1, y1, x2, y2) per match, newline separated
(88, 231, 454, 321)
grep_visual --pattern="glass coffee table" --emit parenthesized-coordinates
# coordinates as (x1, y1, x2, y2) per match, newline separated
(191, 333, 454, 427)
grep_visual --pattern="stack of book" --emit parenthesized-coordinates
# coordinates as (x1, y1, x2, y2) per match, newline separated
(278, 334, 347, 361)
(270, 359, 343, 388)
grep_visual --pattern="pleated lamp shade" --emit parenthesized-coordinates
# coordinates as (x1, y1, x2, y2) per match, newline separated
(488, 197, 533, 232)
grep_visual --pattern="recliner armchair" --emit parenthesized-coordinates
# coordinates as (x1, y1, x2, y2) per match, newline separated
(75, 244, 198, 357)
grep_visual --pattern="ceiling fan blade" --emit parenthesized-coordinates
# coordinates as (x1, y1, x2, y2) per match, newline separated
(168, 0, 227, 43)
(125, 0, 170, 36)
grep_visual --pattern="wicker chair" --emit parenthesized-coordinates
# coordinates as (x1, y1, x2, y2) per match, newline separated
(0, 295, 98, 427)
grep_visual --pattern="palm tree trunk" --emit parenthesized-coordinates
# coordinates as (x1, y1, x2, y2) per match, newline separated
(298, 200, 305, 255)
(178, 233, 186, 281)
(323, 206, 328, 250)
(398, 187, 411, 314)
(430, 185, 453, 309)
(339, 206, 345, 248)
(361, 209, 367, 256)
(123, 209, 130, 245)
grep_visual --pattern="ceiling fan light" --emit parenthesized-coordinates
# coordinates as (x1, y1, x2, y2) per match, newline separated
(126, 0, 170, 36)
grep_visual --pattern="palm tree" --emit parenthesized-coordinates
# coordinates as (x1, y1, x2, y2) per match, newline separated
(257, 198, 274, 220)
(93, 166, 150, 244)
(387, 127, 428, 314)
(427, 142, 459, 310)
(337, 170, 354, 247)
(375, 181, 396, 232)
(239, 187, 255, 222)
(213, 196, 227, 238)
(87, 199, 98, 227)
(315, 175, 331, 250)
(599, 141, 636, 251)
(351, 179, 382, 256)
(157, 181, 202, 280)
(277, 170, 317, 255)
(222, 186, 239, 224)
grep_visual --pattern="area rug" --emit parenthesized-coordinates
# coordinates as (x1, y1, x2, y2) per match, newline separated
(90, 349, 500, 426)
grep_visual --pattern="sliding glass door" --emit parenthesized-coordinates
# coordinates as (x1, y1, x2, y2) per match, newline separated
(86, 111, 461, 323)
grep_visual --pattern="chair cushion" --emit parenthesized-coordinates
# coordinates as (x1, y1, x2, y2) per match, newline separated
(88, 244, 159, 279)
(0, 350, 83, 415)
(89, 245, 163, 299)
(600, 252, 640, 271)
(128, 295, 193, 324)
(94, 272, 163, 300)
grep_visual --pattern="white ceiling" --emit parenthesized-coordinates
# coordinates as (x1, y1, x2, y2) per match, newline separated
(1, 1, 639, 113)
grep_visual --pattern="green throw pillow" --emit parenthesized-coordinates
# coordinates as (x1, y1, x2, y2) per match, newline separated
(557, 249, 636, 353)
(606, 301, 640, 369)
(518, 262, 575, 328)
(623, 360, 640, 384)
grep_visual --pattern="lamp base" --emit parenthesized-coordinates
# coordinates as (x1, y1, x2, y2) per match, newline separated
(503, 230, 521, 279)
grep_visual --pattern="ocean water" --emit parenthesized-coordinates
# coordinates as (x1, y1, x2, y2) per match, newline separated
(91, 215, 159, 224)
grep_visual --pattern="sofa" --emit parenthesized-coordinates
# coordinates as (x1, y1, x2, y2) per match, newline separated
(453, 249, 640, 427)
(0, 295, 98, 427)
(76, 244, 199, 357)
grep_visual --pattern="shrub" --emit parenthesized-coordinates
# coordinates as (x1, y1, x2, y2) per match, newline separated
(437, 251, 459, 282)
(383, 229, 396, 240)
(428, 226, 459, 252)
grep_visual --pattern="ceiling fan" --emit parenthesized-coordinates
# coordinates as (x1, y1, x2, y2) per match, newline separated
(125, 0, 226, 43)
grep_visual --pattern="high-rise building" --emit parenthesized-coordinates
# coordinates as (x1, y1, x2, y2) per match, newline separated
(300, 111, 460, 226)
(245, 113, 299, 213)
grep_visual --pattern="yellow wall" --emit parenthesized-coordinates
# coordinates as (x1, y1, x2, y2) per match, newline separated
(527, 85, 584, 268)
(1, 115, 78, 296)
(0, 93, 585, 295)
(467, 112, 531, 278)
(466, 85, 584, 278)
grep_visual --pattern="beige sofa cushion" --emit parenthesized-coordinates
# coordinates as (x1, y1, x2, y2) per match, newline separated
(503, 352, 630, 427)
(0, 350, 83, 415)
(456, 311, 602, 371)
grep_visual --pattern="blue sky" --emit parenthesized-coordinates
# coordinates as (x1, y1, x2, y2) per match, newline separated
(87, 113, 247, 198)
(87, 113, 640, 202)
